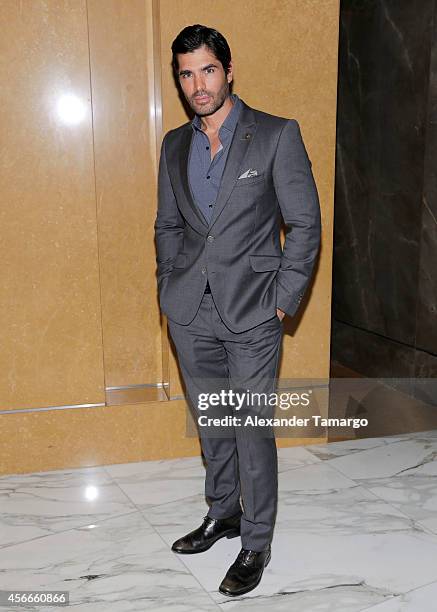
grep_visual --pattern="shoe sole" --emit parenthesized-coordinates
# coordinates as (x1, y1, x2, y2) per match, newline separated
(218, 550, 271, 597)
(171, 527, 240, 554)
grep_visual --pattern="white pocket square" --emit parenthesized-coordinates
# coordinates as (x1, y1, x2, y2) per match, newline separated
(238, 169, 258, 179)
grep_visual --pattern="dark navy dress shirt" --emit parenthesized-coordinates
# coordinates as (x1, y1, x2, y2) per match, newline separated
(188, 93, 242, 225)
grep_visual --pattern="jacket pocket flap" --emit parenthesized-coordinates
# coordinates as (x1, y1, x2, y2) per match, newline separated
(249, 254, 281, 272)
(173, 252, 187, 268)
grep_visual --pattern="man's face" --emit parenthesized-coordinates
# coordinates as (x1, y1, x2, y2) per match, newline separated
(176, 45, 233, 117)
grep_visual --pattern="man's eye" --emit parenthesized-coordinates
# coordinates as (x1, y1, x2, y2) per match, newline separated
(181, 73, 191, 79)
(205, 67, 215, 73)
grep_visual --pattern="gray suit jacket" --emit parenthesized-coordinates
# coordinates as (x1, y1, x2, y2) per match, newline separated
(154, 99, 321, 333)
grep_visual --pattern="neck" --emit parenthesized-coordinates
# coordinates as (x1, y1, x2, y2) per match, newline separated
(199, 94, 234, 132)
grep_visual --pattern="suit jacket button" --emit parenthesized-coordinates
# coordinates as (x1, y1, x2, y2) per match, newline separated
(207, 235, 214, 242)
(201, 267, 206, 274)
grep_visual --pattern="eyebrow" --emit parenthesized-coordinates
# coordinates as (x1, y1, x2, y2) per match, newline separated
(179, 63, 219, 76)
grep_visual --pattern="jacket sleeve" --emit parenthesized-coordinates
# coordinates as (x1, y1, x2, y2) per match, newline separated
(154, 133, 185, 292)
(272, 119, 321, 317)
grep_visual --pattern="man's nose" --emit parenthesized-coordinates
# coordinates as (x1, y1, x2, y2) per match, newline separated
(193, 72, 206, 92)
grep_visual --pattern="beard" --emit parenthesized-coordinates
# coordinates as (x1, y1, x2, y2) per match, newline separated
(187, 79, 230, 116)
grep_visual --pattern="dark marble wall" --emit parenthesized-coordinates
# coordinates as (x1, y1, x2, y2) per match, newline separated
(332, 0, 437, 380)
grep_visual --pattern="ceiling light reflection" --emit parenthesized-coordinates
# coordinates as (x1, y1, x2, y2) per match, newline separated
(56, 94, 87, 125)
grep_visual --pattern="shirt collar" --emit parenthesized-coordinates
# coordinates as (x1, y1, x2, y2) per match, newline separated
(191, 93, 242, 135)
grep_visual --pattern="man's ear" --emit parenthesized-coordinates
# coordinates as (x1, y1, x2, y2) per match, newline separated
(227, 61, 233, 84)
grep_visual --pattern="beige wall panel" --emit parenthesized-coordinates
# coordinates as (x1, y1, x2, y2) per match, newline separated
(0, 0, 105, 409)
(0, 400, 199, 475)
(158, 0, 338, 392)
(87, 0, 163, 386)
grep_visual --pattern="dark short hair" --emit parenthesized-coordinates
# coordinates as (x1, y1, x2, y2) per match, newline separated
(171, 24, 232, 75)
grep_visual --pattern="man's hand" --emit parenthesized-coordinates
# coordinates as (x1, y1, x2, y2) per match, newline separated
(276, 308, 286, 321)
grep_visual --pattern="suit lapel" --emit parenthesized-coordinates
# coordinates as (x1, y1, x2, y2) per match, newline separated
(178, 126, 209, 229)
(209, 102, 257, 229)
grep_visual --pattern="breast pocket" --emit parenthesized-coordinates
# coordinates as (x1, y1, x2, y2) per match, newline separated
(233, 172, 265, 188)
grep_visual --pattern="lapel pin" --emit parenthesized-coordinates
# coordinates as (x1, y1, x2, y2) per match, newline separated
(242, 132, 252, 140)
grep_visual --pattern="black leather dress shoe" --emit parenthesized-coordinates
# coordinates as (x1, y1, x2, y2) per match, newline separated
(219, 547, 271, 596)
(171, 511, 242, 554)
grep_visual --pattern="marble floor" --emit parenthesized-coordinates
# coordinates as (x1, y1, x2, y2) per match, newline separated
(2, 430, 437, 611)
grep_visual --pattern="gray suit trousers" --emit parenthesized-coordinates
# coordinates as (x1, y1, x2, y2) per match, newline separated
(167, 290, 283, 552)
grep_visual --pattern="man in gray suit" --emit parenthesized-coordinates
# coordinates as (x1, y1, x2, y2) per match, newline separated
(154, 24, 321, 596)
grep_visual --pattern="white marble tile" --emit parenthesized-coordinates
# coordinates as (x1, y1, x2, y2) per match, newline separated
(362, 580, 437, 611)
(175, 530, 437, 608)
(141, 493, 210, 542)
(305, 435, 410, 461)
(276, 485, 424, 536)
(0, 467, 137, 549)
(357, 474, 437, 536)
(1, 431, 436, 610)
(0, 511, 219, 611)
(144, 481, 424, 545)
(141, 463, 362, 544)
(278, 461, 358, 494)
(323, 438, 437, 481)
(103, 456, 206, 508)
(142, 456, 437, 608)
(105, 446, 322, 513)
(277, 445, 322, 473)
(393, 429, 437, 441)
(304, 433, 437, 536)
(217, 581, 391, 611)
(142, 467, 427, 609)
